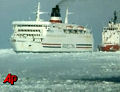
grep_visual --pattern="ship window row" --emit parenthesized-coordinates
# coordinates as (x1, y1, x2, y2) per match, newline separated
(64, 30, 87, 34)
(17, 34, 41, 36)
(104, 28, 118, 30)
(18, 29, 41, 32)
(17, 25, 48, 27)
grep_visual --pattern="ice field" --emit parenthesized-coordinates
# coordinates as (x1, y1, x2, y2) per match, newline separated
(0, 49, 120, 92)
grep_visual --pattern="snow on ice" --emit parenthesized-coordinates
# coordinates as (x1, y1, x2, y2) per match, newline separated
(0, 49, 120, 92)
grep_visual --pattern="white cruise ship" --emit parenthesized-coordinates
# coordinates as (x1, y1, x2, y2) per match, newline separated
(10, 2, 93, 53)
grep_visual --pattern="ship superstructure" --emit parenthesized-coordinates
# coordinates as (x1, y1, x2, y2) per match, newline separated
(99, 11, 120, 51)
(11, 2, 93, 52)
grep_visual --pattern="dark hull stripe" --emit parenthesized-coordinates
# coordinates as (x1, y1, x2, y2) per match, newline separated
(76, 44, 92, 46)
(43, 46, 92, 48)
(42, 43, 61, 45)
(76, 47, 92, 48)
(43, 46, 61, 48)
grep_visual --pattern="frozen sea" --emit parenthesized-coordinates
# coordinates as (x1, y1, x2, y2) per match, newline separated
(0, 49, 120, 92)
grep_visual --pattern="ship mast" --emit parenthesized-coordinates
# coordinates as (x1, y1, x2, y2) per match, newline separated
(36, 2, 46, 21)
(64, 7, 72, 24)
(65, 7, 68, 24)
(113, 11, 117, 24)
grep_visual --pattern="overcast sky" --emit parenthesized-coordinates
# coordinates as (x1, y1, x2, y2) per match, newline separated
(0, 0, 120, 50)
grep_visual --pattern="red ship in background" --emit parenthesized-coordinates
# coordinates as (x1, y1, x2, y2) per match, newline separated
(98, 11, 120, 52)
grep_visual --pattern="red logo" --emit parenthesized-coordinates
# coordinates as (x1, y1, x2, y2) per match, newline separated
(3, 73, 18, 85)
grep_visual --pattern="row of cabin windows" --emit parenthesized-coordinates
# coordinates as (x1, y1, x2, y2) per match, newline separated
(64, 30, 86, 34)
(17, 34, 41, 36)
(104, 28, 118, 30)
(17, 25, 48, 27)
(18, 29, 41, 32)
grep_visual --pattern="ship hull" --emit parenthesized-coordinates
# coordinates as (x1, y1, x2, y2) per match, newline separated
(11, 41, 93, 53)
(11, 31, 93, 53)
(98, 45, 120, 52)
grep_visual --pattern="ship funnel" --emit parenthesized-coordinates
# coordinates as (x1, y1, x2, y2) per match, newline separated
(50, 5, 62, 23)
